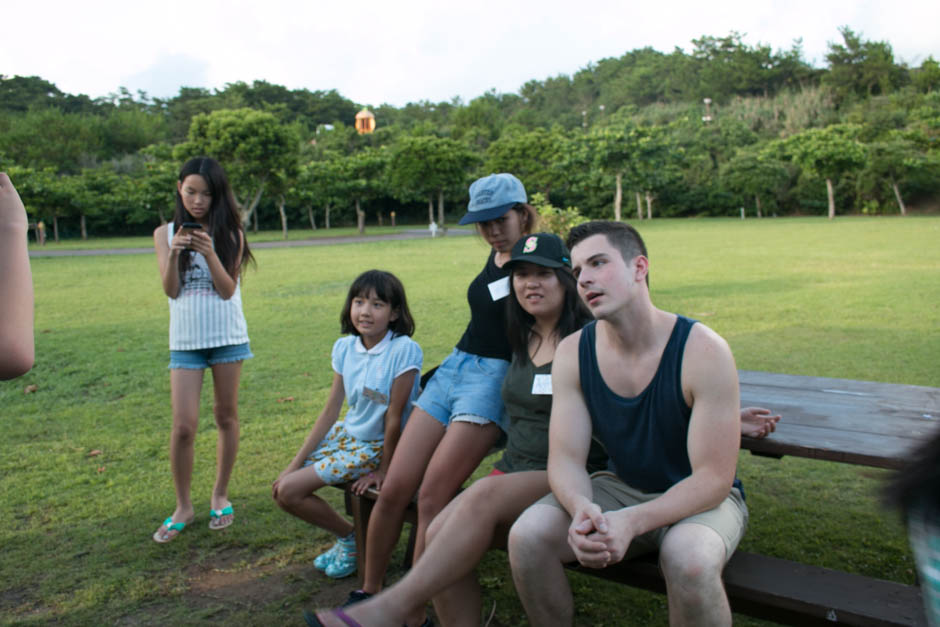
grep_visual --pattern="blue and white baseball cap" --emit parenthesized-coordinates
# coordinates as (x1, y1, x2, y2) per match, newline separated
(458, 173, 527, 225)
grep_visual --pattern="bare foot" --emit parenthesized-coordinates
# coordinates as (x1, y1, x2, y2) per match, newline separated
(741, 407, 781, 439)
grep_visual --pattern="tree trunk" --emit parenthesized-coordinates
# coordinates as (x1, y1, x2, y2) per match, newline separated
(378, 212, 384, 226)
(645, 192, 653, 220)
(241, 184, 265, 230)
(307, 206, 316, 230)
(252, 209, 258, 233)
(826, 178, 835, 220)
(437, 189, 445, 226)
(636, 191, 643, 220)
(891, 178, 907, 216)
(428, 197, 434, 224)
(278, 194, 288, 240)
(355, 199, 365, 234)
(755, 194, 763, 218)
(53, 215, 60, 243)
(325, 204, 331, 229)
(614, 172, 623, 221)
(80, 214, 87, 240)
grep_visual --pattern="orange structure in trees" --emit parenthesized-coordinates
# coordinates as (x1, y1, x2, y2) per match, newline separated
(355, 108, 376, 134)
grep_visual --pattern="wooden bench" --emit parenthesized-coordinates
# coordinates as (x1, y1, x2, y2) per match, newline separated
(339, 371, 938, 626)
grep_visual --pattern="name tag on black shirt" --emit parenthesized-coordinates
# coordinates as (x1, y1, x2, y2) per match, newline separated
(487, 276, 510, 301)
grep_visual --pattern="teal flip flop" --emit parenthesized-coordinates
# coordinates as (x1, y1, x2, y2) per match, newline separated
(153, 516, 189, 543)
(209, 504, 234, 530)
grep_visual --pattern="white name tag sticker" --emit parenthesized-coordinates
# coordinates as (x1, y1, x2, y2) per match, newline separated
(487, 276, 510, 301)
(531, 374, 553, 395)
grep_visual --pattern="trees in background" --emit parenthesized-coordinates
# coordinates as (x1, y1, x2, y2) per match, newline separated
(387, 135, 477, 224)
(173, 108, 300, 230)
(2, 26, 940, 240)
(721, 147, 792, 217)
(786, 124, 868, 219)
(338, 148, 388, 234)
(484, 127, 566, 200)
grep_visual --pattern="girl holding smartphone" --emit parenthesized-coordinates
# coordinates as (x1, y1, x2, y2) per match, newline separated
(152, 157, 254, 543)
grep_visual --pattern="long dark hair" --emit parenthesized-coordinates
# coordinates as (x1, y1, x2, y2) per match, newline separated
(340, 270, 416, 338)
(173, 157, 254, 279)
(506, 265, 591, 361)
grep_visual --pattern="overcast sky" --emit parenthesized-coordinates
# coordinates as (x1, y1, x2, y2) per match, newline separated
(4, 0, 939, 107)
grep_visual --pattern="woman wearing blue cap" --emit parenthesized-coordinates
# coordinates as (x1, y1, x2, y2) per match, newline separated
(336, 174, 537, 616)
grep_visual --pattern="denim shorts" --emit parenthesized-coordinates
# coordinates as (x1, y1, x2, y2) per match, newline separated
(415, 348, 509, 430)
(168, 342, 253, 370)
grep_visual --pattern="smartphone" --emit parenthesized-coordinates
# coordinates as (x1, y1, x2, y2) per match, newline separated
(178, 222, 202, 233)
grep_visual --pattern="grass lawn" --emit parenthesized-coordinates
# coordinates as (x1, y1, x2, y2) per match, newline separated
(3, 216, 938, 625)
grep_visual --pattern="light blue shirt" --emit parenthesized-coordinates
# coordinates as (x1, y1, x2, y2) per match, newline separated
(332, 330, 423, 441)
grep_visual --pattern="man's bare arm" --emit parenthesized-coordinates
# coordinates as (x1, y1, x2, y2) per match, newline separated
(547, 331, 613, 566)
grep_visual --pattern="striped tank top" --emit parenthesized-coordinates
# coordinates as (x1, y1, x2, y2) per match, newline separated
(166, 222, 249, 350)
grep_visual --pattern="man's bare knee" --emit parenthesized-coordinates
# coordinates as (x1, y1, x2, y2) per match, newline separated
(660, 524, 727, 596)
(508, 504, 562, 564)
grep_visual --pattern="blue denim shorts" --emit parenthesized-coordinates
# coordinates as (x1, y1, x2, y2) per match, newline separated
(168, 342, 253, 370)
(415, 348, 509, 430)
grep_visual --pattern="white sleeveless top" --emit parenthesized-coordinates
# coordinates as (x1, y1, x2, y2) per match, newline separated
(167, 222, 249, 350)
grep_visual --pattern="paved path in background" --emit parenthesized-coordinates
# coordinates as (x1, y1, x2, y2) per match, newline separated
(28, 229, 472, 257)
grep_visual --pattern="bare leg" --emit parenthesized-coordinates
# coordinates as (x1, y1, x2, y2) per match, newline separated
(274, 465, 354, 537)
(432, 472, 549, 627)
(380, 421, 502, 625)
(413, 421, 502, 561)
(362, 409, 445, 594)
(209, 360, 242, 521)
(168, 367, 204, 524)
(318, 472, 551, 627)
(659, 523, 731, 627)
(508, 503, 578, 626)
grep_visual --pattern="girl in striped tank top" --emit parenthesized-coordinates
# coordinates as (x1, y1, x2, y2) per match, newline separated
(151, 157, 255, 543)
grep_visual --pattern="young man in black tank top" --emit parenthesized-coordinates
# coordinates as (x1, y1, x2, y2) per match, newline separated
(509, 221, 747, 627)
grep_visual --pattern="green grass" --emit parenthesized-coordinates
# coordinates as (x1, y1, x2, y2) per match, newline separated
(27, 225, 431, 251)
(3, 216, 939, 625)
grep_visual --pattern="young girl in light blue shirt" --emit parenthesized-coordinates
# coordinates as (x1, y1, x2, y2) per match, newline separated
(273, 270, 422, 579)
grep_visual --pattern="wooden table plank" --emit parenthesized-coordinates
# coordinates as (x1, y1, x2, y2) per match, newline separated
(738, 370, 940, 469)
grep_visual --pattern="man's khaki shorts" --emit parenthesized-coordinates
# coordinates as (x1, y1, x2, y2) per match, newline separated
(537, 471, 748, 560)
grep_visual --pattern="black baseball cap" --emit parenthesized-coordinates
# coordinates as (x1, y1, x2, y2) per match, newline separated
(505, 233, 571, 269)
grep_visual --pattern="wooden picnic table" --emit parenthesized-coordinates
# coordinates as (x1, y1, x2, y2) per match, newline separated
(739, 370, 940, 470)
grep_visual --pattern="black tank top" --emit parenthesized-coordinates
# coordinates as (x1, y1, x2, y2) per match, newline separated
(578, 316, 696, 493)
